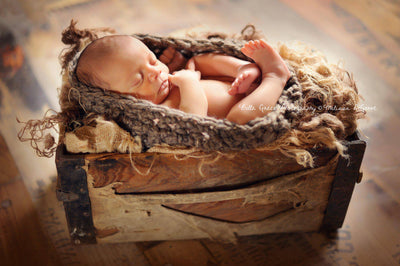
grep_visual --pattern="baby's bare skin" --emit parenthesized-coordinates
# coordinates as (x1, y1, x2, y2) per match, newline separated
(162, 39, 290, 124)
(76, 36, 289, 125)
(230, 63, 260, 95)
(225, 39, 290, 124)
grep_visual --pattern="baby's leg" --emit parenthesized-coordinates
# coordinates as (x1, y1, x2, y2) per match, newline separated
(241, 39, 290, 79)
(229, 63, 260, 95)
(226, 40, 290, 124)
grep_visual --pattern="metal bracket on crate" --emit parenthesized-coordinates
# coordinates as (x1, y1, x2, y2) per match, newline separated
(55, 145, 97, 244)
(321, 131, 366, 231)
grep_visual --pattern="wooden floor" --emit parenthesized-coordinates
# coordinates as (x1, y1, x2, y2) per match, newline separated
(1, 0, 399, 265)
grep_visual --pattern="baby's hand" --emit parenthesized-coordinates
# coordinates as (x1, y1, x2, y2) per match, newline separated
(169, 69, 201, 88)
(159, 47, 187, 72)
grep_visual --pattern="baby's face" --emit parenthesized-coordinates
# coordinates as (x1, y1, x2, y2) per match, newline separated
(98, 36, 170, 104)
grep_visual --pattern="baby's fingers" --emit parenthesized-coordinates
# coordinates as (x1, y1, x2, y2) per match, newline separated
(195, 70, 201, 79)
(168, 73, 180, 83)
(186, 58, 196, 70)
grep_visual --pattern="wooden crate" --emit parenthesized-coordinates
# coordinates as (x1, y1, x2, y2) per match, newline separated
(56, 132, 366, 244)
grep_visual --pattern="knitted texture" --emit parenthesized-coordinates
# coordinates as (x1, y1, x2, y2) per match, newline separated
(65, 34, 303, 152)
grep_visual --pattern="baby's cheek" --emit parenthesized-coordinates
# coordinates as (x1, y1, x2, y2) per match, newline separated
(162, 63, 170, 74)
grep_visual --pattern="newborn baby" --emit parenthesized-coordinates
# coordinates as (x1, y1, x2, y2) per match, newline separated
(76, 35, 290, 124)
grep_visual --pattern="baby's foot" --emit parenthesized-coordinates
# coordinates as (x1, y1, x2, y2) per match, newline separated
(241, 39, 290, 79)
(229, 63, 260, 95)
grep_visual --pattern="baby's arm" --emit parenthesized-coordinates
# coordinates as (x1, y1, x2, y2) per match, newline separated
(168, 70, 208, 116)
(186, 53, 260, 95)
(187, 53, 244, 77)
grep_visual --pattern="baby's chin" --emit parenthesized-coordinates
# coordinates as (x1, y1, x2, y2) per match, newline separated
(154, 80, 170, 104)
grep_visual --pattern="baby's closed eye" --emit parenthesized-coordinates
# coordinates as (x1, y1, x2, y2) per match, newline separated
(131, 73, 143, 89)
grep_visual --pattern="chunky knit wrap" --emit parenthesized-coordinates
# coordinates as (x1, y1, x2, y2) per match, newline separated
(65, 34, 303, 152)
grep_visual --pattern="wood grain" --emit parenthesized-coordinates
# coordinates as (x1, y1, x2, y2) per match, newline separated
(335, 0, 400, 57)
(163, 198, 294, 223)
(86, 148, 336, 193)
(86, 155, 338, 243)
(0, 135, 60, 265)
(143, 240, 218, 266)
(0, 133, 19, 185)
(281, 0, 400, 91)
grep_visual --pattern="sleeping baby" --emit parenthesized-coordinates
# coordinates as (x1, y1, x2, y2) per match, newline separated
(76, 35, 290, 124)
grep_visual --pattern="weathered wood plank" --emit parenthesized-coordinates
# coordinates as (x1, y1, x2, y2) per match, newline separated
(55, 145, 96, 244)
(0, 180, 60, 265)
(334, 0, 400, 57)
(281, 0, 400, 91)
(86, 155, 338, 243)
(143, 240, 218, 266)
(322, 132, 366, 231)
(56, 134, 368, 242)
(199, 177, 400, 266)
(361, 114, 400, 203)
(163, 198, 293, 223)
(85, 148, 336, 193)
(0, 133, 60, 265)
(0, 134, 19, 185)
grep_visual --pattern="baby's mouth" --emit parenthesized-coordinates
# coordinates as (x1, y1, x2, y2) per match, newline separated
(158, 79, 170, 97)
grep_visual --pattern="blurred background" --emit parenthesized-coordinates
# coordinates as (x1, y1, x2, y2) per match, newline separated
(0, 0, 399, 265)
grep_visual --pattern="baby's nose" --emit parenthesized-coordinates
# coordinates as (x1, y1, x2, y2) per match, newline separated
(147, 67, 161, 82)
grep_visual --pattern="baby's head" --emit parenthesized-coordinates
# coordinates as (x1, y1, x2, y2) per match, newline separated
(76, 35, 170, 104)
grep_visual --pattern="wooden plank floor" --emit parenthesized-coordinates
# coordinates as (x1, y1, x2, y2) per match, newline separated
(1, 0, 399, 265)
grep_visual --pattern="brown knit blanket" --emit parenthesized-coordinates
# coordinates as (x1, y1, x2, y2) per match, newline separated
(64, 34, 302, 152)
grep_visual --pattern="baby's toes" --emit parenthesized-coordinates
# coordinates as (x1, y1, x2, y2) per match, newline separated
(236, 73, 246, 84)
(245, 42, 256, 50)
(232, 78, 240, 89)
(241, 46, 253, 57)
(237, 74, 252, 94)
(250, 40, 259, 49)
(229, 79, 240, 95)
(257, 39, 268, 48)
(228, 87, 238, 95)
(254, 40, 264, 49)
(240, 72, 249, 80)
